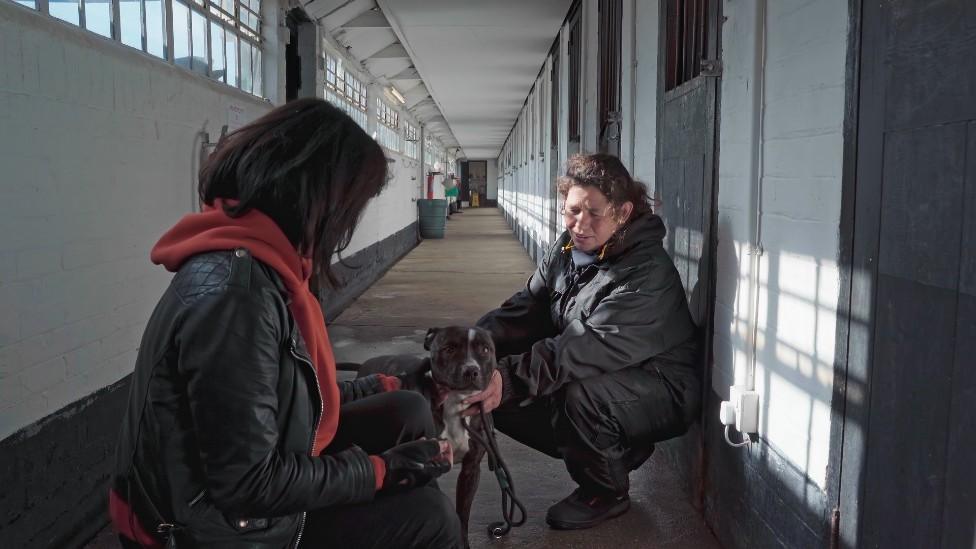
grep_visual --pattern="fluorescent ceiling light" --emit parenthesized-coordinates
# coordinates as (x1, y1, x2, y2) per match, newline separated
(389, 86, 406, 104)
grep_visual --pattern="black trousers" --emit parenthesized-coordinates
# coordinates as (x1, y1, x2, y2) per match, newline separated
(492, 364, 700, 496)
(300, 391, 463, 549)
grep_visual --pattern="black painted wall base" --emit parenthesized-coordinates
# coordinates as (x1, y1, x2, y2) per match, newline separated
(658, 388, 831, 549)
(0, 223, 418, 547)
(0, 378, 130, 548)
(319, 222, 419, 322)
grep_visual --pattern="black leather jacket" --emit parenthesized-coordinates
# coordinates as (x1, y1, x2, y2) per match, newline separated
(478, 213, 699, 407)
(113, 249, 384, 548)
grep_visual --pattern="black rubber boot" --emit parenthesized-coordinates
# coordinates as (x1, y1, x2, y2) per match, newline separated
(545, 488, 630, 530)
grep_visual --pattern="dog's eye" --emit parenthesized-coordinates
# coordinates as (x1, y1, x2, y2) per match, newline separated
(443, 346, 456, 355)
(481, 346, 490, 355)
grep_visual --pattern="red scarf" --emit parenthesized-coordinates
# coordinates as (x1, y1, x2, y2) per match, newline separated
(150, 201, 340, 455)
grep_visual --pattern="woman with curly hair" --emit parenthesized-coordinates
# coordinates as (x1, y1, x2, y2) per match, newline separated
(468, 153, 701, 531)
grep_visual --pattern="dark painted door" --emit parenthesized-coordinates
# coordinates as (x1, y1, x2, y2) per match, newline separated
(657, 0, 721, 327)
(654, 0, 721, 497)
(842, 2, 976, 548)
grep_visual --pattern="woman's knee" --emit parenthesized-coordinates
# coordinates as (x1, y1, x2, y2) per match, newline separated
(411, 487, 462, 549)
(386, 390, 435, 439)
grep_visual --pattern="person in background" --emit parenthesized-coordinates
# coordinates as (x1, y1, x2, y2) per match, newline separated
(110, 98, 460, 549)
(467, 153, 701, 531)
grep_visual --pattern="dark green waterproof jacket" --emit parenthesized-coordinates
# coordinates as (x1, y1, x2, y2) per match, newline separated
(476, 212, 699, 404)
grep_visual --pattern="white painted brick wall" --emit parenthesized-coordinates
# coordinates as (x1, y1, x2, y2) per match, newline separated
(0, 1, 278, 440)
(714, 0, 847, 490)
(342, 149, 423, 259)
(1, 1, 427, 442)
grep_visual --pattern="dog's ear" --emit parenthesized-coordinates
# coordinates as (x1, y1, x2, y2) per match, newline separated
(423, 328, 440, 351)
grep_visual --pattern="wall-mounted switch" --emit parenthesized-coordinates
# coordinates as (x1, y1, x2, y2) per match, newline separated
(719, 401, 736, 425)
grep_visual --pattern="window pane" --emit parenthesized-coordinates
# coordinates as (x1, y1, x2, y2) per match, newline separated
(145, 0, 164, 58)
(119, 0, 142, 49)
(85, 0, 113, 37)
(191, 10, 208, 74)
(49, 0, 80, 25)
(173, 1, 191, 68)
(225, 32, 238, 87)
(14, 0, 36, 9)
(252, 48, 262, 96)
(220, 0, 233, 14)
(240, 41, 252, 93)
(242, 8, 257, 32)
(210, 22, 225, 81)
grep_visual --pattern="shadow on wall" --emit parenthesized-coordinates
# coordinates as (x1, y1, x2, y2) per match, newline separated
(660, 211, 871, 548)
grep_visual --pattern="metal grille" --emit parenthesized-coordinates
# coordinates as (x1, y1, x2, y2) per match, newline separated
(550, 40, 560, 149)
(567, 5, 582, 141)
(665, 0, 710, 91)
(598, 0, 622, 136)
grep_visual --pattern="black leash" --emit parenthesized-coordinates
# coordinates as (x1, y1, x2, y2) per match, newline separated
(462, 406, 527, 538)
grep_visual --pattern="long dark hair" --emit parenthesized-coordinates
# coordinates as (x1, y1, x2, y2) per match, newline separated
(199, 98, 388, 287)
(556, 154, 654, 222)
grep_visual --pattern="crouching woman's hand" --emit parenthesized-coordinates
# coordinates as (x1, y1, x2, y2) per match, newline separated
(376, 439, 453, 491)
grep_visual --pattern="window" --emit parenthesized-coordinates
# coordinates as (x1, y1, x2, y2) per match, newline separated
(404, 123, 419, 159)
(424, 134, 433, 163)
(665, 0, 710, 91)
(324, 53, 368, 130)
(14, 0, 263, 96)
(49, 0, 80, 25)
(86, 0, 113, 38)
(376, 98, 401, 152)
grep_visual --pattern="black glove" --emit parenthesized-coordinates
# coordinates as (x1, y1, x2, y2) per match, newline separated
(380, 439, 451, 490)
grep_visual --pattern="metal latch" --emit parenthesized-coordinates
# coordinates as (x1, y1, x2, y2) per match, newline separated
(701, 58, 722, 77)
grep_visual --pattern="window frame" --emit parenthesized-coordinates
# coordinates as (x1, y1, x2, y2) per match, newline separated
(324, 52, 368, 129)
(11, 0, 264, 97)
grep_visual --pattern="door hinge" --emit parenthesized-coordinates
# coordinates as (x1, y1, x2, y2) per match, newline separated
(829, 507, 840, 549)
(701, 58, 722, 77)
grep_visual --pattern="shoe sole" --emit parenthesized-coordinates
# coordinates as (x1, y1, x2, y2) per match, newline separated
(545, 500, 631, 530)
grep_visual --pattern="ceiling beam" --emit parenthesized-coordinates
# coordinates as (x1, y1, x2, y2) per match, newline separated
(302, 0, 349, 20)
(390, 66, 420, 80)
(341, 10, 390, 28)
(368, 43, 409, 59)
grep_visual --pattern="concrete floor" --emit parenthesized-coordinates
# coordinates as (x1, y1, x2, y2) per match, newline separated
(85, 208, 720, 549)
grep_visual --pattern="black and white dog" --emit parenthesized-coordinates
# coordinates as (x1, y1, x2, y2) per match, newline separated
(356, 326, 497, 547)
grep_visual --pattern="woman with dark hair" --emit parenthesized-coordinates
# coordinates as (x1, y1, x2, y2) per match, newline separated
(110, 98, 461, 548)
(467, 153, 701, 531)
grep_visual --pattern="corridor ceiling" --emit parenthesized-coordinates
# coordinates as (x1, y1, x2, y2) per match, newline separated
(304, 0, 571, 160)
(379, 0, 570, 159)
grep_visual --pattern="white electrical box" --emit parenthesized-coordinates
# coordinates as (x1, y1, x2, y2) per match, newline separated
(735, 390, 760, 434)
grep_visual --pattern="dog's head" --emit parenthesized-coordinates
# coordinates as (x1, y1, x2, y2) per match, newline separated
(424, 326, 497, 391)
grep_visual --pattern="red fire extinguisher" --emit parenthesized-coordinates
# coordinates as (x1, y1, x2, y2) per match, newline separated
(426, 171, 442, 199)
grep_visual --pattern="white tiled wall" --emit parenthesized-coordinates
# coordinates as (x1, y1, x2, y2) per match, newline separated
(714, 0, 848, 490)
(0, 0, 426, 440)
(0, 2, 275, 439)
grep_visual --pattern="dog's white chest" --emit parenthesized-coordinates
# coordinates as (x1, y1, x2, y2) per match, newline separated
(440, 391, 477, 462)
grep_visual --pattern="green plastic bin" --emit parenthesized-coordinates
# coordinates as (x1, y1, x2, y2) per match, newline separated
(417, 199, 447, 238)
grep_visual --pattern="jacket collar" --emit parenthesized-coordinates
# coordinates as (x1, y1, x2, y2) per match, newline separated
(559, 212, 667, 267)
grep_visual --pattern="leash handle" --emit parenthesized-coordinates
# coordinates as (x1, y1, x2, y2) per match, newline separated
(470, 406, 526, 538)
